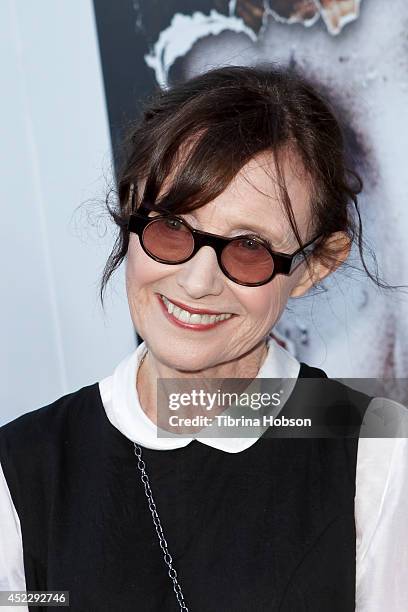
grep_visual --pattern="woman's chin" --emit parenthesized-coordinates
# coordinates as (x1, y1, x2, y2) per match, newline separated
(162, 356, 215, 374)
(148, 347, 218, 373)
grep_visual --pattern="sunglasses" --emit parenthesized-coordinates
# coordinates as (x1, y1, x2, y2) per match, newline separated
(127, 202, 323, 287)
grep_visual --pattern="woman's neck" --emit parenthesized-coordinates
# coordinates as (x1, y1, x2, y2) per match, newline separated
(136, 338, 269, 426)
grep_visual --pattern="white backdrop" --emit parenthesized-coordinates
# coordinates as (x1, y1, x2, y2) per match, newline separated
(0, 0, 135, 426)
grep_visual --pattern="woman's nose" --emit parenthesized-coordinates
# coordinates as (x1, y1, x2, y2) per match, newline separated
(175, 246, 225, 298)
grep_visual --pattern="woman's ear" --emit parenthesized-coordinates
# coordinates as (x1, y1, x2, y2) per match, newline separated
(289, 231, 352, 298)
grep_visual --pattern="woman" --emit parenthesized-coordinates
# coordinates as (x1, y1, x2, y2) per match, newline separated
(1, 65, 407, 611)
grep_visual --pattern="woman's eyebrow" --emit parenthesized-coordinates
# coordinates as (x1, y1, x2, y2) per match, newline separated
(227, 220, 283, 244)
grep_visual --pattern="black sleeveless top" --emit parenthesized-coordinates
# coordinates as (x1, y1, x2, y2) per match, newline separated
(0, 363, 371, 612)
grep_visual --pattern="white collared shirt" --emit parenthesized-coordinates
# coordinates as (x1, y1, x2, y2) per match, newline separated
(1, 335, 408, 611)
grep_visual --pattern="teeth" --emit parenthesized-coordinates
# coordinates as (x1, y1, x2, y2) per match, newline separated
(161, 295, 232, 325)
(178, 308, 189, 323)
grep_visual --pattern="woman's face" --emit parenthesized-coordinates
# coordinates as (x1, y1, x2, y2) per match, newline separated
(125, 152, 320, 372)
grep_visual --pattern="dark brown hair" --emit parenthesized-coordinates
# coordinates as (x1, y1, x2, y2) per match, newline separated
(99, 63, 396, 308)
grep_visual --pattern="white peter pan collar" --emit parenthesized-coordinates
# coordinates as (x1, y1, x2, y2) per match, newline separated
(99, 334, 300, 453)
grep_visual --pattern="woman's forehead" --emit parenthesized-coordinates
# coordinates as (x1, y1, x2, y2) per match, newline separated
(211, 154, 312, 236)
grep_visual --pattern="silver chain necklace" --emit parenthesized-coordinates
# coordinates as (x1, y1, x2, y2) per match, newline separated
(134, 349, 190, 611)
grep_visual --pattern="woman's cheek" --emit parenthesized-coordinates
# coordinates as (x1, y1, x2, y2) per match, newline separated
(126, 236, 162, 291)
(241, 277, 292, 326)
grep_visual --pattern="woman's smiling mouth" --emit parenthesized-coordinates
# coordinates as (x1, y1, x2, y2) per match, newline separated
(157, 294, 235, 330)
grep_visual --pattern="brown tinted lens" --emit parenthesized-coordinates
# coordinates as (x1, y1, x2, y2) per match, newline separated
(142, 217, 194, 262)
(221, 238, 274, 284)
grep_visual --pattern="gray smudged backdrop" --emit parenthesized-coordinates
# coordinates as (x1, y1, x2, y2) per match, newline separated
(93, 0, 408, 382)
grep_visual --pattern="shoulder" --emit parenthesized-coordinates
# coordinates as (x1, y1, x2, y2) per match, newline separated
(298, 361, 373, 412)
(361, 396, 408, 437)
(356, 397, 408, 479)
(0, 382, 107, 522)
(0, 382, 101, 458)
